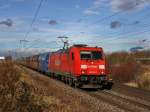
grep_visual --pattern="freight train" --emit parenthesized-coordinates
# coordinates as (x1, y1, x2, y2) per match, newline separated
(20, 44, 113, 89)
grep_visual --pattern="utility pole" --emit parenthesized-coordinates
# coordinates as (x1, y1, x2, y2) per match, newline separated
(20, 39, 29, 48)
(19, 39, 29, 58)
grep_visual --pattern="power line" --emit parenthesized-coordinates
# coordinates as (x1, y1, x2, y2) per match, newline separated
(83, 3, 150, 41)
(24, 0, 44, 40)
(26, 39, 62, 50)
(86, 28, 150, 45)
(115, 28, 150, 40)
(105, 22, 150, 38)
(93, 11, 123, 25)
(90, 2, 150, 26)
(79, 11, 124, 32)
(103, 21, 150, 42)
(23, 6, 128, 49)
(83, 11, 150, 43)
(22, 1, 150, 51)
(19, 0, 44, 58)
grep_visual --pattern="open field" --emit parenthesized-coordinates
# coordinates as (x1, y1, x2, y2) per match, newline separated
(18, 65, 150, 112)
(1, 62, 150, 112)
(106, 51, 150, 91)
(0, 62, 123, 112)
(0, 62, 50, 112)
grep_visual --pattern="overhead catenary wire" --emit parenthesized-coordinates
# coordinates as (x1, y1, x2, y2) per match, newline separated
(84, 28, 150, 46)
(82, 2, 150, 43)
(27, 21, 150, 50)
(24, 0, 44, 40)
(23, 0, 150, 43)
(82, 11, 150, 44)
(105, 23, 150, 39)
(24, 1, 150, 51)
(18, 0, 45, 58)
(92, 11, 123, 25)
(100, 18, 150, 42)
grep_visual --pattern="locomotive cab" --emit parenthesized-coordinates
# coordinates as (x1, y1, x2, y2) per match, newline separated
(80, 50, 105, 75)
(70, 45, 113, 89)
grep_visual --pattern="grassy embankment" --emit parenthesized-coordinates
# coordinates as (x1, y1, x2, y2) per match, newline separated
(106, 50, 150, 90)
(0, 61, 72, 112)
(0, 61, 50, 112)
(0, 61, 101, 112)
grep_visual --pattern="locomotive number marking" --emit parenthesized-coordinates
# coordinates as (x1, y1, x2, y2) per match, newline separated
(87, 65, 97, 68)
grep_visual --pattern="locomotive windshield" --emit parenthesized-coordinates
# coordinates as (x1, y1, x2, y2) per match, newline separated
(80, 51, 102, 60)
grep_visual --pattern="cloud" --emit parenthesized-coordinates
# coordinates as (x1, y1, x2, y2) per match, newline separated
(111, 0, 150, 12)
(48, 20, 58, 25)
(142, 39, 147, 42)
(84, 0, 150, 15)
(0, 19, 13, 27)
(83, 0, 105, 16)
(80, 32, 85, 34)
(138, 39, 147, 43)
(132, 21, 140, 25)
(130, 46, 144, 52)
(76, 19, 82, 23)
(93, 0, 102, 8)
(32, 27, 40, 32)
(93, 0, 109, 8)
(110, 21, 122, 29)
(84, 9, 99, 15)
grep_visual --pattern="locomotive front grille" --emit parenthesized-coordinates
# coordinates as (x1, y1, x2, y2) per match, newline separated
(80, 75, 107, 82)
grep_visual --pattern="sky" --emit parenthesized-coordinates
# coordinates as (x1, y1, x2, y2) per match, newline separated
(0, 0, 150, 52)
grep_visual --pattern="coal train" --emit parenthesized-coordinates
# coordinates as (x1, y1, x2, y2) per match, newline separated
(20, 44, 113, 89)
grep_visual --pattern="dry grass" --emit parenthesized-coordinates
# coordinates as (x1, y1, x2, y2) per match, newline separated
(22, 67, 123, 112)
(20, 68, 88, 112)
(0, 62, 94, 112)
(136, 65, 150, 90)
(0, 61, 54, 112)
(137, 73, 150, 90)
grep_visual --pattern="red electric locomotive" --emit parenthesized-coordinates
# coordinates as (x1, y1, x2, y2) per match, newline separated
(49, 44, 113, 89)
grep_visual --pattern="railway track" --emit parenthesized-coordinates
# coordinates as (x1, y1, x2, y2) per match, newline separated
(112, 83, 150, 102)
(86, 89, 150, 112)
(104, 90, 150, 109)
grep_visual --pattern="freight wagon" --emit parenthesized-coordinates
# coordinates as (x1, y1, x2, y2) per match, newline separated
(38, 52, 52, 73)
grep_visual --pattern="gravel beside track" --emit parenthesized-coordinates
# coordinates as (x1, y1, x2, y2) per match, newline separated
(112, 83, 150, 102)
(104, 90, 150, 109)
(86, 90, 150, 112)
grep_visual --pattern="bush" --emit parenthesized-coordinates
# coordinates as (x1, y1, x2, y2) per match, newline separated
(111, 61, 141, 82)
(106, 51, 142, 83)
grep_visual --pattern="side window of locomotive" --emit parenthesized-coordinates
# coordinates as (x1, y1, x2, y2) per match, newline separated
(72, 52, 74, 60)
(92, 51, 102, 60)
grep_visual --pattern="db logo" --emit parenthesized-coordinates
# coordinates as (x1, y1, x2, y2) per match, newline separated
(55, 60, 61, 66)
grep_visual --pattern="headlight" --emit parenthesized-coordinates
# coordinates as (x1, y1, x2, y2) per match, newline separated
(99, 65, 105, 69)
(81, 65, 87, 69)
